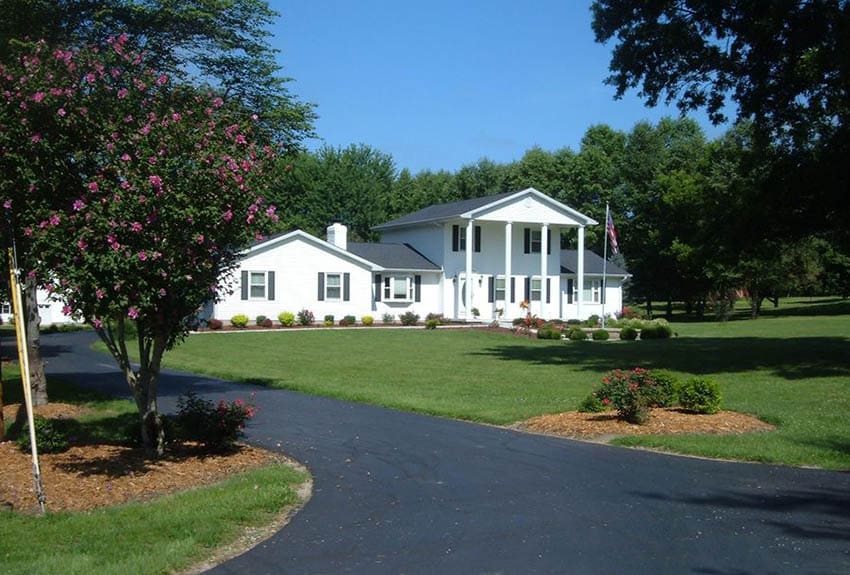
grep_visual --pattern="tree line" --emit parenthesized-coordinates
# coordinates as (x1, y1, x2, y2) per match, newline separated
(267, 118, 850, 319)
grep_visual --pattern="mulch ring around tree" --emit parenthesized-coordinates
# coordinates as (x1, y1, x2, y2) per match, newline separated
(514, 408, 775, 442)
(0, 402, 290, 514)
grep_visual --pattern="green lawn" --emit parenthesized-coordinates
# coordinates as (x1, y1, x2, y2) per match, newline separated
(0, 370, 308, 575)
(155, 297, 850, 470)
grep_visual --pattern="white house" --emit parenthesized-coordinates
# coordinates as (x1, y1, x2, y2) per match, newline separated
(209, 188, 629, 324)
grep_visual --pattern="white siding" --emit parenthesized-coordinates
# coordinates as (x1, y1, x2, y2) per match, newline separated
(474, 194, 585, 226)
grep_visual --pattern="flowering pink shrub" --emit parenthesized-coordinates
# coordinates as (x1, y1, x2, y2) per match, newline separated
(175, 391, 257, 451)
(593, 368, 671, 424)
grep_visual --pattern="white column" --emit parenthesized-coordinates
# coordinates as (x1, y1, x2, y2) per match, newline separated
(504, 221, 512, 318)
(465, 219, 474, 319)
(540, 223, 548, 319)
(577, 226, 585, 320)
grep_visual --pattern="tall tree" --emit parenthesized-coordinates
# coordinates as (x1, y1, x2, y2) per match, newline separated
(7, 38, 278, 453)
(592, 0, 850, 246)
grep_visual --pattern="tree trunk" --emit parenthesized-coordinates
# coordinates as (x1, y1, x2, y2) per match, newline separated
(127, 336, 168, 456)
(645, 297, 653, 319)
(665, 296, 673, 319)
(0, 380, 4, 442)
(24, 277, 48, 406)
(750, 288, 762, 319)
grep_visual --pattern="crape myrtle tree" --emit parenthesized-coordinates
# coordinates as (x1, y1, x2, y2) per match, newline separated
(2, 37, 279, 454)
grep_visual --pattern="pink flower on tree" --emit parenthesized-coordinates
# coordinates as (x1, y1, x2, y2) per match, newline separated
(72, 199, 86, 211)
(127, 307, 139, 320)
(148, 175, 162, 188)
(88, 181, 99, 192)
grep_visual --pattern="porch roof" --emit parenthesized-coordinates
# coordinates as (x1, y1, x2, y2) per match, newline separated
(560, 250, 629, 276)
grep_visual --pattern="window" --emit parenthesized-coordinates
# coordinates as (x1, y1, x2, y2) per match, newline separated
(583, 280, 601, 303)
(523, 228, 551, 254)
(452, 224, 481, 252)
(384, 276, 414, 301)
(530, 230, 541, 253)
(249, 272, 266, 299)
(530, 278, 542, 301)
(0, 302, 10, 315)
(495, 277, 505, 301)
(326, 273, 342, 300)
(241, 270, 275, 301)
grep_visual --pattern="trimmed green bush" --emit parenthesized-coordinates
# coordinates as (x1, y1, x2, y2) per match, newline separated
(400, 311, 419, 326)
(343, 315, 356, 325)
(361, 315, 374, 326)
(592, 329, 610, 341)
(568, 327, 588, 341)
(619, 326, 638, 340)
(230, 314, 249, 328)
(424, 318, 439, 330)
(324, 314, 335, 327)
(639, 320, 673, 340)
(578, 393, 607, 413)
(278, 311, 295, 327)
(255, 315, 267, 325)
(382, 313, 395, 324)
(258, 318, 273, 328)
(679, 378, 722, 414)
(648, 370, 680, 408)
(537, 327, 562, 340)
(584, 314, 600, 327)
(17, 415, 70, 453)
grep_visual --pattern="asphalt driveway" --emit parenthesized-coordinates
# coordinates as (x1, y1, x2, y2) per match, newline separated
(35, 331, 850, 574)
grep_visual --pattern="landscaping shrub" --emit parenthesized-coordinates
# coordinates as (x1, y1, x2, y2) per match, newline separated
(568, 327, 588, 341)
(618, 306, 643, 319)
(230, 314, 249, 328)
(648, 370, 680, 408)
(297, 309, 315, 326)
(361, 315, 374, 326)
(424, 318, 439, 329)
(208, 319, 223, 330)
(255, 315, 267, 326)
(512, 317, 524, 327)
(426, 312, 445, 324)
(400, 311, 419, 326)
(382, 313, 395, 324)
(324, 314, 335, 327)
(259, 318, 273, 328)
(679, 378, 722, 414)
(175, 391, 256, 451)
(594, 368, 665, 424)
(566, 319, 582, 326)
(344, 315, 356, 325)
(619, 326, 637, 340)
(17, 415, 70, 453)
(537, 327, 562, 340)
(592, 329, 610, 341)
(584, 314, 600, 327)
(278, 311, 295, 327)
(640, 320, 673, 340)
(578, 393, 607, 413)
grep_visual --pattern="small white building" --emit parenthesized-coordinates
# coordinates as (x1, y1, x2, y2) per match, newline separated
(209, 188, 629, 324)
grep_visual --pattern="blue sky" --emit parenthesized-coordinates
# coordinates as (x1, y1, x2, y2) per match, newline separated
(270, 1, 729, 174)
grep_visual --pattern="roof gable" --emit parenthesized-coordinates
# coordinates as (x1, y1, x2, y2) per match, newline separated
(373, 188, 596, 230)
(246, 230, 378, 270)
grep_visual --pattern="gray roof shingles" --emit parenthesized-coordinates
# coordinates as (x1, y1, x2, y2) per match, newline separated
(561, 250, 629, 276)
(348, 242, 441, 271)
(373, 191, 517, 229)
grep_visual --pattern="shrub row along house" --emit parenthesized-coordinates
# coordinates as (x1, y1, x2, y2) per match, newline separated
(207, 188, 629, 325)
(2, 188, 628, 327)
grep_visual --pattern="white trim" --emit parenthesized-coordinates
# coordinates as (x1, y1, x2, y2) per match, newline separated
(245, 230, 380, 271)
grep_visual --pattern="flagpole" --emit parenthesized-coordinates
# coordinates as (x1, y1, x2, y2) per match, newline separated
(601, 203, 609, 329)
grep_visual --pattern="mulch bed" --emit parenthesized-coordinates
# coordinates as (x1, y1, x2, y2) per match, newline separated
(516, 407, 775, 440)
(1, 402, 285, 514)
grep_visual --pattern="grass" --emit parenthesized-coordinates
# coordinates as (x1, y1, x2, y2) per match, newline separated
(0, 464, 305, 575)
(0, 368, 308, 575)
(148, 297, 850, 470)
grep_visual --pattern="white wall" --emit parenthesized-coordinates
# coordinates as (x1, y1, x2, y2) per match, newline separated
(560, 276, 625, 320)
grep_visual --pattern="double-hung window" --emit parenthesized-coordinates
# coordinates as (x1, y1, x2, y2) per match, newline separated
(582, 280, 601, 303)
(241, 270, 275, 301)
(495, 277, 506, 301)
(452, 224, 481, 252)
(325, 273, 342, 300)
(530, 278, 542, 301)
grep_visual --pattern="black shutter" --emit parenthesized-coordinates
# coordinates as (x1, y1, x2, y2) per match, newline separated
(374, 274, 382, 302)
(523, 228, 530, 254)
(524, 277, 531, 301)
(343, 272, 350, 301)
(546, 278, 551, 304)
(268, 271, 275, 300)
(567, 278, 574, 304)
(414, 274, 422, 302)
(241, 271, 248, 300)
(510, 277, 516, 303)
(547, 229, 551, 254)
(452, 225, 459, 252)
(474, 225, 481, 253)
(488, 276, 494, 303)
(317, 272, 325, 301)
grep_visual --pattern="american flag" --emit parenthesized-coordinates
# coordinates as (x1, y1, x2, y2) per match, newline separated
(606, 210, 619, 255)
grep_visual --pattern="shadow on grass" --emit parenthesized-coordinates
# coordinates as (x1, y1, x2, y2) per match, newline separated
(472, 336, 850, 380)
(630, 485, 850, 544)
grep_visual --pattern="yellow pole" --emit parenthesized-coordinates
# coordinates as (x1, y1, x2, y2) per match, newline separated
(8, 247, 46, 513)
